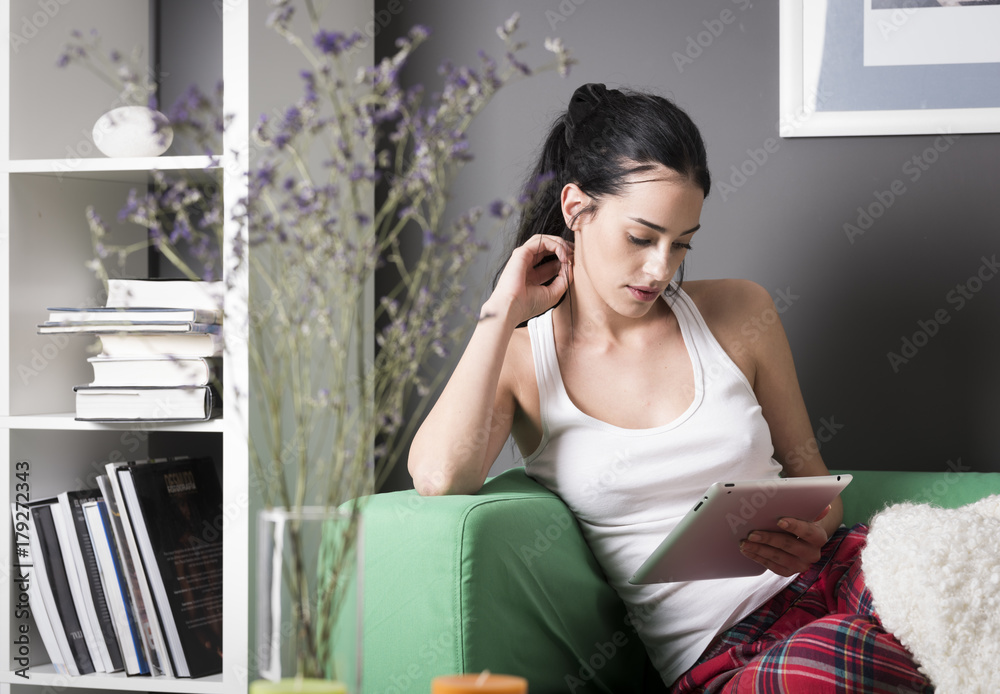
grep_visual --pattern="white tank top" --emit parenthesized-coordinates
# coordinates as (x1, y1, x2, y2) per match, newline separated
(523, 285, 796, 685)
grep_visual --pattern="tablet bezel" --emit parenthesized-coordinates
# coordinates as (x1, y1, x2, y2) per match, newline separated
(628, 474, 853, 584)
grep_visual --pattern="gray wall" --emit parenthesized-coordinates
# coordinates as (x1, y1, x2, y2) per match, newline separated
(378, 0, 1000, 488)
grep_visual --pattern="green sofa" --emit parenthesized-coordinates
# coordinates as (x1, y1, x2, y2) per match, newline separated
(353, 467, 1000, 693)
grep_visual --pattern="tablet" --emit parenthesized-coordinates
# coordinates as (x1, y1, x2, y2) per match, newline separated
(628, 474, 852, 584)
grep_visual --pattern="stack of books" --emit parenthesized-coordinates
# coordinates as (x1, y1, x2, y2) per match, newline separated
(13, 456, 224, 679)
(37, 279, 223, 421)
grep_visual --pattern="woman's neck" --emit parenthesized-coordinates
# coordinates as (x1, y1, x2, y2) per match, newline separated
(559, 276, 671, 348)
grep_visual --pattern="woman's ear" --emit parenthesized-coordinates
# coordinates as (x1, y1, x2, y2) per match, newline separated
(560, 183, 590, 232)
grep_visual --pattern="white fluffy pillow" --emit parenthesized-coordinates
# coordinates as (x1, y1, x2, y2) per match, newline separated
(862, 495, 1000, 693)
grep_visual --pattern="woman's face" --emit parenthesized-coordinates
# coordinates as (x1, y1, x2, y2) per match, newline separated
(562, 165, 705, 319)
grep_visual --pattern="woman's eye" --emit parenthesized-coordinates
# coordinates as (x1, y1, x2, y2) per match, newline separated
(628, 235, 652, 247)
(673, 242, 693, 251)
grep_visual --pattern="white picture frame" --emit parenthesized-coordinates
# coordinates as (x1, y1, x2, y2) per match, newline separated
(779, 0, 1000, 138)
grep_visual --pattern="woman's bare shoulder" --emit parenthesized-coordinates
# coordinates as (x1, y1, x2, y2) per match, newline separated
(680, 279, 776, 383)
(681, 278, 774, 325)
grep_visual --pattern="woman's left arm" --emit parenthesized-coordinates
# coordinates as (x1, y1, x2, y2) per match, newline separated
(718, 281, 843, 576)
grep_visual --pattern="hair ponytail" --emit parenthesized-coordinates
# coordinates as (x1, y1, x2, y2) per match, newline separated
(495, 84, 711, 289)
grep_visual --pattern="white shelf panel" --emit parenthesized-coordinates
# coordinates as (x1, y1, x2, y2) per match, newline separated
(0, 413, 224, 433)
(0, 666, 225, 693)
(4, 156, 218, 179)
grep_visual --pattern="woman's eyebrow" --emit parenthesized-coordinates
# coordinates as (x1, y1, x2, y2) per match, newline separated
(628, 216, 701, 236)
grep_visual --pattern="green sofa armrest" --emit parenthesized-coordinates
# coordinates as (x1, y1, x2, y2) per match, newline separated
(358, 467, 660, 694)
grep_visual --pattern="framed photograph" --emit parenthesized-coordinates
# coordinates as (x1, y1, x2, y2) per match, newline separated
(779, 0, 1000, 137)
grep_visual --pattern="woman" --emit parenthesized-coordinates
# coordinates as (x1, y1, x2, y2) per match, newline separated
(408, 84, 930, 692)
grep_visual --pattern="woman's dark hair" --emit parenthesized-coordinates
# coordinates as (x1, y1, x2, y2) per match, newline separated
(496, 83, 711, 289)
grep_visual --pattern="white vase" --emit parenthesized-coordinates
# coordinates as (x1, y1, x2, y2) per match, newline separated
(92, 105, 174, 158)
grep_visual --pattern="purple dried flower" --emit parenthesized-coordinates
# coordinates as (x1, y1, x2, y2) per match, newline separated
(315, 29, 347, 56)
(489, 199, 510, 219)
(507, 52, 532, 76)
(266, 3, 294, 31)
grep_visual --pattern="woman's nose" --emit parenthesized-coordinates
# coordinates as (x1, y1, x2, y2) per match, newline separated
(644, 249, 672, 282)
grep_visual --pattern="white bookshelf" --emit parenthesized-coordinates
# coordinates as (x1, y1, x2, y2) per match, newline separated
(1, 2, 249, 694)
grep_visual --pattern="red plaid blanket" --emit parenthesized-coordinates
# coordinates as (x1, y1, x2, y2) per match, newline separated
(671, 525, 933, 693)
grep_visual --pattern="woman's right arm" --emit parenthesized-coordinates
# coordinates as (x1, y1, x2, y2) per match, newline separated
(408, 234, 574, 496)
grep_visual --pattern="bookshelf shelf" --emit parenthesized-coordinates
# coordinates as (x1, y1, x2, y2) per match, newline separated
(3, 155, 217, 176)
(0, 666, 226, 693)
(0, 414, 225, 433)
(1, 2, 249, 694)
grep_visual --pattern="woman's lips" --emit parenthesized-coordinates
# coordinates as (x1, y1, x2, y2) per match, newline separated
(628, 286, 660, 302)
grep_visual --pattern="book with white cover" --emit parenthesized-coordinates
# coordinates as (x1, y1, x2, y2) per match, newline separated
(95, 473, 164, 677)
(96, 331, 224, 358)
(87, 356, 219, 387)
(83, 499, 149, 675)
(46, 306, 222, 325)
(104, 461, 173, 678)
(48, 501, 107, 672)
(30, 502, 96, 675)
(28, 553, 70, 674)
(57, 490, 122, 672)
(74, 386, 216, 421)
(10, 502, 70, 675)
(38, 320, 220, 335)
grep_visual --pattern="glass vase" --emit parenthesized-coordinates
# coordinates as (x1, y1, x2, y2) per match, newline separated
(254, 506, 363, 694)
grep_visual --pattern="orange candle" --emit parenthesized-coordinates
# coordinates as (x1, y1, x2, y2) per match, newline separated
(431, 672, 527, 693)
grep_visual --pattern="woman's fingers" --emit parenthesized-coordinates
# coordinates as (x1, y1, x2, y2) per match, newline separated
(518, 234, 574, 268)
(492, 234, 574, 323)
(739, 516, 829, 577)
